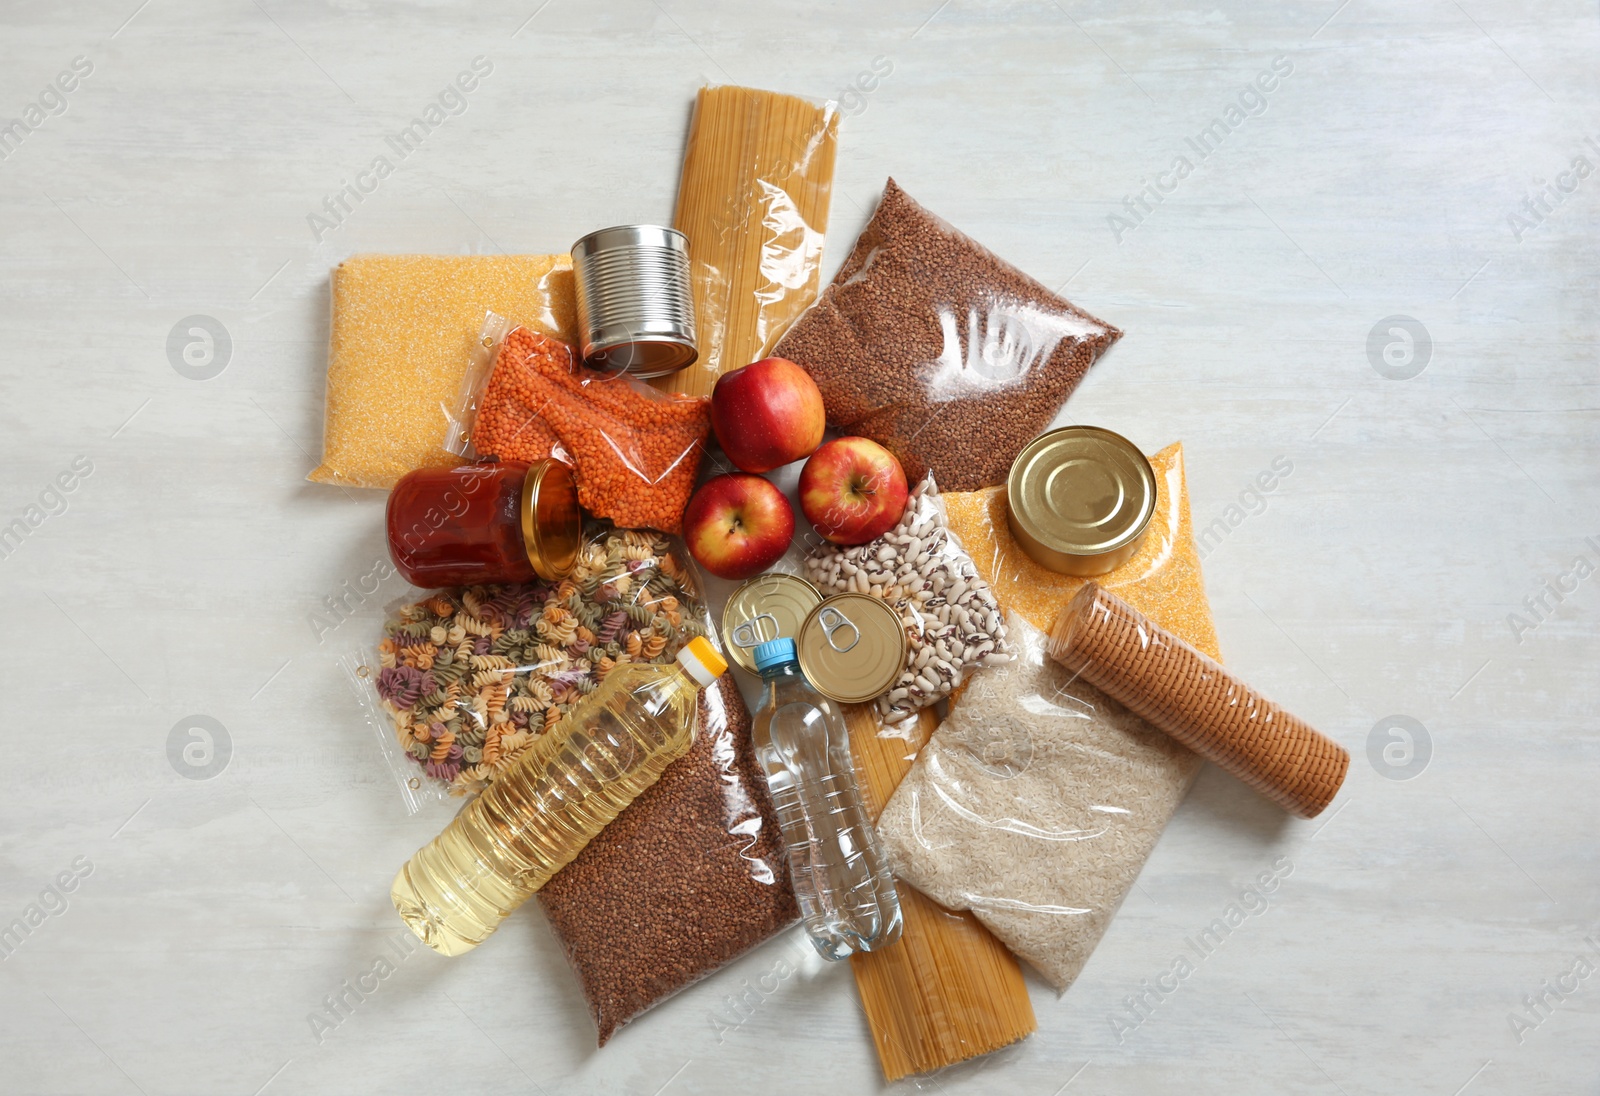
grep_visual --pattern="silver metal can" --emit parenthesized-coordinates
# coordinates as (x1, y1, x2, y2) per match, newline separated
(570, 224, 698, 378)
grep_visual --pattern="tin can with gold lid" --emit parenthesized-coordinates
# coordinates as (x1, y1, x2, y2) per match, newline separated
(1005, 425, 1156, 577)
(796, 593, 909, 704)
(720, 572, 824, 675)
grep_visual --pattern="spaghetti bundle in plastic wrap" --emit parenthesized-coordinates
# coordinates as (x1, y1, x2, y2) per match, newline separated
(803, 475, 1010, 723)
(773, 179, 1121, 492)
(875, 613, 1197, 990)
(452, 315, 710, 534)
(666, 85, 840, 398)
(358, 526, 709, 808)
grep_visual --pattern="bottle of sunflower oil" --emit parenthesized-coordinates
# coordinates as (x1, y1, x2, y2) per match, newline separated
(391, 636, 728, 955)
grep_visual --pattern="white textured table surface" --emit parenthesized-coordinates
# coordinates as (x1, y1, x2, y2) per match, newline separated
(3, 2, 1597, 1094)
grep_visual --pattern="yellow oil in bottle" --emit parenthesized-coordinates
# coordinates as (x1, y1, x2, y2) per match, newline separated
(392, 636, 727, 955)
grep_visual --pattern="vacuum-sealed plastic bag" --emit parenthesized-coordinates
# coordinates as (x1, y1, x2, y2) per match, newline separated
(943, 441, 1222, 659)
(773, 179, 1121, 492)
(459, 320, 710, 533)
(347, 526, 709, 811)
(539, 671, 799, 1045)
(666, 85, 840, 398)
(876, 613, 1198, 990)
(803, 475, 1010, 723)
(311, 255, 575, 489)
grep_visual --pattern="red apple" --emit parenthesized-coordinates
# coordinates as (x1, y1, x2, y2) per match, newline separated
(682, 473, 796, 580)
(799, 437, 909, 546)
(710, 357, 826, 474)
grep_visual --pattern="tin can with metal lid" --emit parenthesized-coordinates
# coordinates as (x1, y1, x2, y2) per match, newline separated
(1005, 425, 1156, 577)
(720, 572, 824, 675)
(571, 224, 698, 378)
(796, 593, 909, 705)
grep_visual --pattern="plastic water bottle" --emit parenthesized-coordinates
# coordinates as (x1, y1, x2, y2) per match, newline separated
(751, 637, 902, 959)
(391, 636, 728, 955)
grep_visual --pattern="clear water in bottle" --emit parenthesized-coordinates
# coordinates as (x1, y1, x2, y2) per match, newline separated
(751, 637, 901, 959)
(391, 636, 728, 956)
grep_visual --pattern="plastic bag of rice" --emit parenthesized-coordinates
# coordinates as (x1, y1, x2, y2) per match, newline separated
(875, 611, 1199, 990)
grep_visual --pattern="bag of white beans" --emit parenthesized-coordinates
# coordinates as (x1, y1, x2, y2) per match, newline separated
(803, 474, 1010, 722)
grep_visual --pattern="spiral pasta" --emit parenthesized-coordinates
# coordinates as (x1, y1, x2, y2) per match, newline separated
(374, 526, 708, 796)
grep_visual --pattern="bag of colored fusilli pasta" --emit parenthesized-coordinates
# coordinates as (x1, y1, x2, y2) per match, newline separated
(343, 523, 712, 813)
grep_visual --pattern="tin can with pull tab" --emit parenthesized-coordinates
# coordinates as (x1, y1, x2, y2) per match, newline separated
(719, 573, 823, 675)
(796, 593, 909, 705)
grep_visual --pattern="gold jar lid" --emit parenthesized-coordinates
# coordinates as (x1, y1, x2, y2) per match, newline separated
(796, 593, 908, 704)
(1006, 426, 1156, 577)
(521, 459, 582, 580)
(721, 572, 823, 674)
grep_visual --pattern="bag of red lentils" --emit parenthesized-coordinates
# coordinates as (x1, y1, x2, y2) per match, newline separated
(773, 179, 1122, 493)
(446, 313, 711, 534)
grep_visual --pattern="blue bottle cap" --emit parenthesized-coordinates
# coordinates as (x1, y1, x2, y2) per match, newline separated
(753, 637, 798, 673)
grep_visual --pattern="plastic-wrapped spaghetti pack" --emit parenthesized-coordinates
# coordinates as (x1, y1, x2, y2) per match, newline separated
(667, 85, 840, 397)
(845, 705, 1036, 1080)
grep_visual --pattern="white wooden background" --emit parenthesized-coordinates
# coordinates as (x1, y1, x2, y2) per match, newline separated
(2, 2, 1597, 1094)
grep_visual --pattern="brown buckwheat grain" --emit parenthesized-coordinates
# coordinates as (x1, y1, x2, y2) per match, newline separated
(538, 673, 799, 1045)
(774, 179, 1121, 492)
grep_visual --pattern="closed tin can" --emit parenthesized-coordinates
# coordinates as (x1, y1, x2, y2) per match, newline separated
(571, 224, 698, 378)
(1005, 425, 1156, 576)
(721, 572, 824, 675)
(796, 593, 909, 705)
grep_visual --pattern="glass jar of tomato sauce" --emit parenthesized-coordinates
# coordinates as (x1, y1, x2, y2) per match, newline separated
(386, 460, 581, 588)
